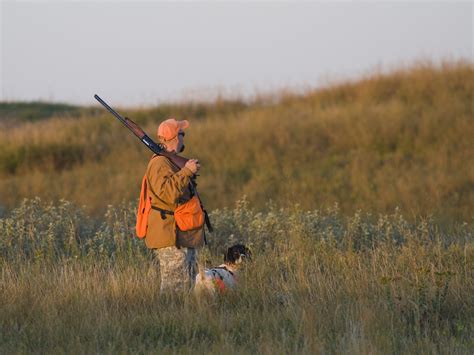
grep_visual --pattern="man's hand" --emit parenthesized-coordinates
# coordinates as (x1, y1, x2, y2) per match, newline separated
(185, 159, 201, 174)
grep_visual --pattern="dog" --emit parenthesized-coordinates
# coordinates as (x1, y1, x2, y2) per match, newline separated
(194, 244, 251, 295)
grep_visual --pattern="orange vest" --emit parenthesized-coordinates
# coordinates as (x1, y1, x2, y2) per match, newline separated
(136, 175, 205, 238)
(135, 174, 151, 238)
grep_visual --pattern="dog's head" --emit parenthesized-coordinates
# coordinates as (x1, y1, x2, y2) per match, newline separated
(224, 244, 252, 265)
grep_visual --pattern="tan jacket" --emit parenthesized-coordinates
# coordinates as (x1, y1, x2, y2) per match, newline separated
(144, 155, 205, 249)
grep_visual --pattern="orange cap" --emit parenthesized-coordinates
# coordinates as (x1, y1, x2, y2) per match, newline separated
(157, 118, 189, 141)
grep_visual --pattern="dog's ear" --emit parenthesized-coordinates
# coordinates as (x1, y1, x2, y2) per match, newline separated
(236, 244, 251, 261)
(224, 247, 235, 263)
(244, 246, 252, 260)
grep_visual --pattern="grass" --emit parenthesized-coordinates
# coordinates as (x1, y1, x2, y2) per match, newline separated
(0, 61, 473, 352)
(0, 198, 473, 353)
(0, 61, 473, 221)
(0, 101, 100, 125)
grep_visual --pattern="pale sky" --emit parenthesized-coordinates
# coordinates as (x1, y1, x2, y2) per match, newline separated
(1, 1, 472, 106)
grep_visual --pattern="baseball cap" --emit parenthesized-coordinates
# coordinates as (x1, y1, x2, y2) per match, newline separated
(157, 118, 189, 141)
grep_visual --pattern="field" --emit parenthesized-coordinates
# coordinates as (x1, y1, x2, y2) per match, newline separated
(1, 62, 473, 353)
(0, 199, 473, 353)
(1, 61, 473, 221)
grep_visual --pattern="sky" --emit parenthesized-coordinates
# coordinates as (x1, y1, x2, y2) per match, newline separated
(1, 1, 472, 107)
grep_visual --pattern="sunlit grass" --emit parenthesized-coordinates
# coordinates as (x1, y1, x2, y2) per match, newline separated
(0, 198, 472, 353)
(0, 61, 473, 221)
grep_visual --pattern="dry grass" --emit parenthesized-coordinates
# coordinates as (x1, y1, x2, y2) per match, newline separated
(0, 198, 473, 353)
(0, 61, 473, 221)
(1, 62, 473, 352)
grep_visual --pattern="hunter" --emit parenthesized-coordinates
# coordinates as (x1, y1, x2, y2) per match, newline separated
(143, 118, 205, 293)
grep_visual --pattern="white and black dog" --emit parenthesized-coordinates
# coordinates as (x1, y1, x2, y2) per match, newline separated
(194, 244, 251, 295)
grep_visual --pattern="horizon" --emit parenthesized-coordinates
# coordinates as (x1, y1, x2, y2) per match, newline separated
(1, 1, 472, 106)
(1, 59, 471, 109)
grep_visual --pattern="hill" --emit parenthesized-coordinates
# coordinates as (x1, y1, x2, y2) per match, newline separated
(0, 61, 473, 221)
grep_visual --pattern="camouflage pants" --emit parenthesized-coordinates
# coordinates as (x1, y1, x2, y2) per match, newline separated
(153, 246, 198, 293)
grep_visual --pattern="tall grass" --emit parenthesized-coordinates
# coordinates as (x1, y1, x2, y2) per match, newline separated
(0, 198, 473, 353)
(0, 61, 473, 221)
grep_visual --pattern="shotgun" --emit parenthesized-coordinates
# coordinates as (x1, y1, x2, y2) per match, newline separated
(94, 94, 188, 168)
(94, 94, 213, 232)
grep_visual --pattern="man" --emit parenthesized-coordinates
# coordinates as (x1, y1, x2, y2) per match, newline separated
(144, 118, 205, 294)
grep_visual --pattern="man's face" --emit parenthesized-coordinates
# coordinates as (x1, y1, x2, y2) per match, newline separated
(164, 130, 185, 153)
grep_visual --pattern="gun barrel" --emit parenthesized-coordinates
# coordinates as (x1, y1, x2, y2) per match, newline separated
(94, 94, 189, 168)
(94, 94, 145, 139)
(94, 94, 124, 122)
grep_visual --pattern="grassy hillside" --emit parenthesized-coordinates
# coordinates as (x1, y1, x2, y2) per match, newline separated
(0, 102, 101, 125)
(0, 61, 473, 221)
(1, 61, 473, 353)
